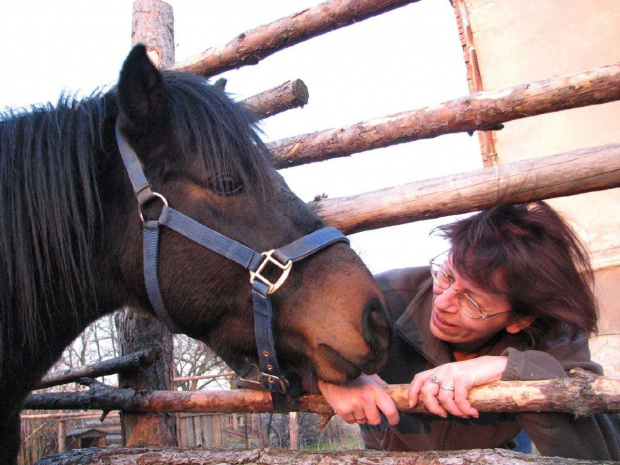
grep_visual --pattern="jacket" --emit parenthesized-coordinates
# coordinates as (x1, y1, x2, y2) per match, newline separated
(360, 267, 620, 460)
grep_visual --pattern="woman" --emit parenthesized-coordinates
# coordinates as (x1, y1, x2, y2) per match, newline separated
(319, 201, 619, 460)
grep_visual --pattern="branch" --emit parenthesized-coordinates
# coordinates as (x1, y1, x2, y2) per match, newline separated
(36, 349, 158, 390)
(23, 369, 620, 417)
(169, 0, 420, 76)
(34, 446, 602, 465)
(268, 62, 620, 168)
(314, 143, 620, 234)
(241, 79, 309, 119)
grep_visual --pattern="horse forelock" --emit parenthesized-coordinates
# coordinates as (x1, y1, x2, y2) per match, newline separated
(0, 94, 105, 359)
(160, 71, 276, 202)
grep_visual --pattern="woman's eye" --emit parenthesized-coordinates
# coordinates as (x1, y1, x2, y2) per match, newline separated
(209, 174, 244, 196)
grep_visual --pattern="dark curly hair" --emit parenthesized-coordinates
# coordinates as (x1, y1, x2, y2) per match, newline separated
(436, 201, 598, 347)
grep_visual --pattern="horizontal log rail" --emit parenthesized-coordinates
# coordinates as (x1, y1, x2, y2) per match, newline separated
(314, 143, 620, 235)
(35, 446, 599, 465)
(169, 0, 419, 77)
(241, 79, 309, 119)
(20, 411, 119, 421)
(268, 62, 620, 168)
(23, 369, 620, 417)
(36, 349, 158, 390)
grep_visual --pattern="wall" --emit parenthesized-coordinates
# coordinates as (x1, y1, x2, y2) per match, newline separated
(459, 0, 620, 375)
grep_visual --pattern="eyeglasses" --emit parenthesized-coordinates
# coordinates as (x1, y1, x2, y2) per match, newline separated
(429, 254, 512, 320)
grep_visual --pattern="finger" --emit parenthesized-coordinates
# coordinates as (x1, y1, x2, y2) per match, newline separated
(409, 373, 431, 407)
(454, 385, 478, 418)
(374, 390, 399, 426)
(437, 383, 466, 418)
(353, 411, 367, 424)
(420, 381, 447, 418)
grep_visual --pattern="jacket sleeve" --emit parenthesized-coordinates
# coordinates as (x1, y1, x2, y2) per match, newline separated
(500, 334, 620, 460)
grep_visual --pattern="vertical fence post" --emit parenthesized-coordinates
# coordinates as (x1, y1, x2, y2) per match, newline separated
(289, 412, 299, 450)
(115, 0, 177, 448)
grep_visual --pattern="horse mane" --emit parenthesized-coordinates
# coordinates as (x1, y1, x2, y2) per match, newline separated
(0, 70, 274, 362)
(0, 95, 105, 359)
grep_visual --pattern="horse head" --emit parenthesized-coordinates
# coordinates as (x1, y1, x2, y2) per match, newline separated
(106, 45, 391, 389)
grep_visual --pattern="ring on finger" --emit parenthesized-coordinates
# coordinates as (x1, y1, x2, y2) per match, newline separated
(430, 375, 439, 384)
(441, 385, 455, 391)
(354, 415, 366, 422)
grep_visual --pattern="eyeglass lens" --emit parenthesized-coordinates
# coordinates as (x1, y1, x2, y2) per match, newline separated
(430, 261, 484, 319)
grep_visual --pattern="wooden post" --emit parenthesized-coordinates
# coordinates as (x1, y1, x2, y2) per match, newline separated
(57, 419, 66, 453)
(116, 0, 177, 447)
(289, 412, 300, 450)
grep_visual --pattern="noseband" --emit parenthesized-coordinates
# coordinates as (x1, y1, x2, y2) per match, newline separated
(116, 124, 349, 409)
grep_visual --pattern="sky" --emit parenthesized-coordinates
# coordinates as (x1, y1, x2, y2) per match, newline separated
(0, 0, 482, 274)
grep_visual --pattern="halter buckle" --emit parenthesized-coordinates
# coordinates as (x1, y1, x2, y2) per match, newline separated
(138, 191, 168, 223)
(249, 250, 293, 295)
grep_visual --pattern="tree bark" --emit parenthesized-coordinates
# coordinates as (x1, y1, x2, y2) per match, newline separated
(33, 446, 607, 465)
(241, 80, 309, 120)
(117, 0, 178, 449)
(313, 143, 620, 235)
(267, 63, 620, 169)
(132, 0, 175, 69)
(37, 349, 157, 389)
(169, 0, 420, 77)
(23, 369, 620, 417)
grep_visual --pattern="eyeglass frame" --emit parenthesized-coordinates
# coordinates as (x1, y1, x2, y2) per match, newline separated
(429, 253, 512, 320)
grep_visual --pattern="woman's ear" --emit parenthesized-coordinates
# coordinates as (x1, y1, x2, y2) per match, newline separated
(506, 316, 536, 334)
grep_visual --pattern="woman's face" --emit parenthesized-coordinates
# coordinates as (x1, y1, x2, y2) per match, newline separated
(429, 258, 523, 353)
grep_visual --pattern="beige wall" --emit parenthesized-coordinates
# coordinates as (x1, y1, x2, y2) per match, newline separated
(463, 0, 620, 374)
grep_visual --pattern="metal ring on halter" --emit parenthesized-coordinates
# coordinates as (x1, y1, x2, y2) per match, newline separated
(441, 385, 455, 391)
(138, 191, 169, 223)
(430, 375, 439, 384)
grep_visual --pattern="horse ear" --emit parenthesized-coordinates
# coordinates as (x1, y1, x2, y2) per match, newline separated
(117, 44, 168, 131)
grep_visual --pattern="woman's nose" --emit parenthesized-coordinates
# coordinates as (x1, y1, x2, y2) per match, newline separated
(433, 285, 460, 312)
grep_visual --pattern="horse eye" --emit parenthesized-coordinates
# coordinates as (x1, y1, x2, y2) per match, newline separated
(209, 173, 244, 196)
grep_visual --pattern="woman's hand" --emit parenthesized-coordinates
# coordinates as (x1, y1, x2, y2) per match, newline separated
(318, 374, 400, 426)
(408, 355, 508, 419)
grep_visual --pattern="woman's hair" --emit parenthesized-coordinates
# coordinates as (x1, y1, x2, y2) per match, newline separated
(435, 201, 598, 347)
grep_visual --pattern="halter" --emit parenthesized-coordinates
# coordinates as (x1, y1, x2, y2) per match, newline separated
(115, 124, 349, 409)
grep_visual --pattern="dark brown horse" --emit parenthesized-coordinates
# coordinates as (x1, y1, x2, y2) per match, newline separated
(0, 45, 390, 463)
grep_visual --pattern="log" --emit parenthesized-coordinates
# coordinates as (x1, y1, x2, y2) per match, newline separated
(314, 143, 620, 235)
(169, 0, 420, 77)
(123, 0, 178, 448)
(131, 0, 175, 69)
(34, 446, 603, 465)
(36, 349, 158, 390)
(268, 63, 620, 168)
(23, 369, 620, 417)
(241, 79, 309, 120)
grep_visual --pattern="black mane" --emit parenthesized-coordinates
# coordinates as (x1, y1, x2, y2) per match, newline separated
(0, 71, 274, 362)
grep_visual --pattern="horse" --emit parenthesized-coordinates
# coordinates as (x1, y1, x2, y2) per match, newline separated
(0, 45, 391, 463)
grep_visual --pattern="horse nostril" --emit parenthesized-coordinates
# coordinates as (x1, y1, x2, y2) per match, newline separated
(362, 298, 392, 366)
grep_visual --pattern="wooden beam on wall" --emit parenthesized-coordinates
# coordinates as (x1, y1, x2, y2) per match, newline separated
(314, 143, 620, 235)
(241, 79, 309, 119)
(169, 0, 420, 77)
(268, 63, 620, 168)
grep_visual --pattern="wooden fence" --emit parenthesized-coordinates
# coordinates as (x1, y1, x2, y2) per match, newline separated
(24, 0, 620, 464)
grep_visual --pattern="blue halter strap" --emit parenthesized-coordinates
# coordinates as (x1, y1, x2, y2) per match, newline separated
(115, 124, 349, 407)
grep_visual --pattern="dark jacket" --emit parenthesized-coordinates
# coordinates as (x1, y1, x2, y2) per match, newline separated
(360, 267, 620, 460)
